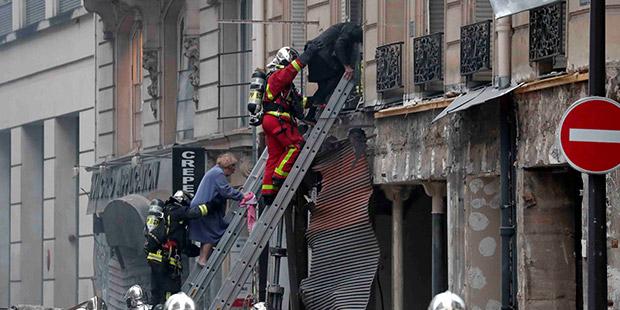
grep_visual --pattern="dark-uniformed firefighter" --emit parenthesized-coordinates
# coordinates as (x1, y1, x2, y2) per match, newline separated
(304, 22, 362, 122)
(259, 46, 316, 205)
(144, 191, 205, 305)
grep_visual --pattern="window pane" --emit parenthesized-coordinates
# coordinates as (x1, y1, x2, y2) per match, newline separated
(25, 0, 45, 25)
(0, 1, 12, 35)
(176, 71, 195, 141)
(59, 0, 81, 13)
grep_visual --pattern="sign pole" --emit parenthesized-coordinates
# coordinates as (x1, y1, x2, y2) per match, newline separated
(588, 0, 607, 309)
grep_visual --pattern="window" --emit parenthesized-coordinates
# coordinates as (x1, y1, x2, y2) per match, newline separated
(341, 0, 363, 25)
(475, 0, 493, 22)
(529, 1, 566, 75)
(25, 0, 45, 25)
(428, 0, 444, 34)
(0, 0, 12, 35)
(176, 17, 195, 141)
(131, 26, 143, 149)
(59, 0, 81, 13)
(238, 0, 251, 127)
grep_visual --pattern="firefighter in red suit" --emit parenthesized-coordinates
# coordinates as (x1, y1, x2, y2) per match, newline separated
(261, 46, 315, 205)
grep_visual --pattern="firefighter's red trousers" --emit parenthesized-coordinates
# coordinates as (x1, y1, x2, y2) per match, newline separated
(261, 113, 303, 199)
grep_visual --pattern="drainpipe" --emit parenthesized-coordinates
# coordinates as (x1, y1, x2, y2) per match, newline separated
(497, 16, 516, 310)
(423, 182, 448, 297)
(497, 16, 512, 89)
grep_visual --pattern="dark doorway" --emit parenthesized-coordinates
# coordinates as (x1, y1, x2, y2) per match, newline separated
(403, 186, 433, 309)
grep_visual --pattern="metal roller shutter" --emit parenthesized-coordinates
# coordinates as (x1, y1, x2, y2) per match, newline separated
(59, 0, 81, 13)
(299, 141, 379, 310)
(0, 1, 12, 35)
(25, 0, 45, 25)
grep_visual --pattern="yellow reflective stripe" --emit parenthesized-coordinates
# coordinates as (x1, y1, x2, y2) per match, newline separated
(265, 111, 291, 119)
(147, 252, 178, 266)
(275, 146, 296, 177)
(303, 96, 308, 108)
(262, 184, 277, 190)
(147, 252, 163, 262)
(198, 204, 208, 216)
(274, 168, 289, 177)
(266, 84, 274, 100)
(291, 59, 302, 72)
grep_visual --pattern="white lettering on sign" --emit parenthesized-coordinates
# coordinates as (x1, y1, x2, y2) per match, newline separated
(181, 151, 197, 194)
(570, 129, 620, 143)
(182, 151, 196, 159)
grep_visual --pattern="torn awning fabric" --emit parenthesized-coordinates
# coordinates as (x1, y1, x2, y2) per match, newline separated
(299, 141, 379, 310)
(432, 83, 522, 123)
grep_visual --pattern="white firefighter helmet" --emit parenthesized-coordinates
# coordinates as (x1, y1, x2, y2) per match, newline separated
(164, 292, 195, 310)
(428, 291, 466, 310)
(124, 285, 148, 309)
(251, 302, 267, 310)
(267, 46, 299, 72)
(172, 190, 193, 206)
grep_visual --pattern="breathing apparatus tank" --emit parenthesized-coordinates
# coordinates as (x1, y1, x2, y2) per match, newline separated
(248, 68, 267, 126)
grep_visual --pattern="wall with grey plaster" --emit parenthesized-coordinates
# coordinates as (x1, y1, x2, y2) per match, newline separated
(20, 124, 44, 305)
(54, 117, 79, 307)
(517, 169, 581, 309)
(464, 176, 501, 310)
(0, 131, 10, 307)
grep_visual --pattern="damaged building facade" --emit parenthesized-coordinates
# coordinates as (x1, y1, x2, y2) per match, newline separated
(368, 0, 620, 309)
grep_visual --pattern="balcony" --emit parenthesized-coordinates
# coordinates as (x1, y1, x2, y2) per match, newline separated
(461, 20, 491, 76)
(529, 1, 565, 62)
(375, 42, 404, 93)
(414, 32, 443, 85)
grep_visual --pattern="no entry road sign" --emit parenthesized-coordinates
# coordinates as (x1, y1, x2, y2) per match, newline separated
(559, 96, 620, 174)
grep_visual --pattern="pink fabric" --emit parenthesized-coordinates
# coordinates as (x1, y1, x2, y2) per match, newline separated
(240, 192, 258, 232)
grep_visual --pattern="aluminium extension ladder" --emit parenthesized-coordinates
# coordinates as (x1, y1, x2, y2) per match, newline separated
(182, 74, 355, 309)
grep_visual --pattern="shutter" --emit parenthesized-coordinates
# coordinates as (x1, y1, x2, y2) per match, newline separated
(349, 0, 363, 25)
(429, 0, 444, 34)
(475, 0, 493, 22)
(291, 0, 306, 90)
(59, 0, 81, 13)
(25, 0, 45, 25)
(0, 1, 12, 35)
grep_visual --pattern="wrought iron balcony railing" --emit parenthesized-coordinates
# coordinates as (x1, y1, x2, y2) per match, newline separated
(461, 20, 491, 76)
(414, 32, 443, 84)
(375, 41, 403, 92)
(529, 1, 565, 62)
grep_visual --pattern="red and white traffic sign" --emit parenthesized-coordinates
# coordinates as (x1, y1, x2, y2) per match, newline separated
(559, 96, 620, 174)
